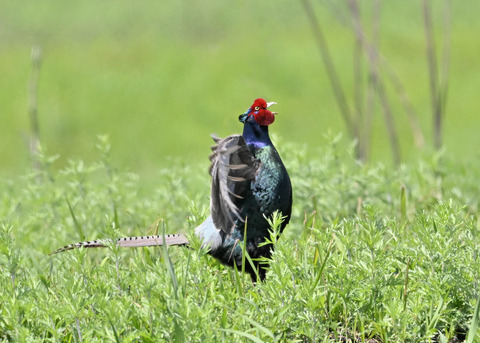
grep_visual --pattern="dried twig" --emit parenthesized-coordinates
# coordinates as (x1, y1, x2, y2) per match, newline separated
(301, 0, 354, 139)
(348, 0, 366, 160)
(439, 0, 451, 145)
(349, 0, 401, 164)
(423, 0, 450, 149)
(28, 46, 42, 170)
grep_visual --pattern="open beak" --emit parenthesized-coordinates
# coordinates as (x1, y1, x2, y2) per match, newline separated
(266, 101, 277, 115)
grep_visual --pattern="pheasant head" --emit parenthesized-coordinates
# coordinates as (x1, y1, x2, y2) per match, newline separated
(239, 98, 277, 126)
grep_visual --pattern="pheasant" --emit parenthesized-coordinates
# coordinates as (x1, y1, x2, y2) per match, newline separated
(52, 98, 292, 281)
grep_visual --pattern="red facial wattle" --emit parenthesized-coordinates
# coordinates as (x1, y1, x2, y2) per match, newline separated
(248, 98, 276, 126)
(253, 109, 275, 126)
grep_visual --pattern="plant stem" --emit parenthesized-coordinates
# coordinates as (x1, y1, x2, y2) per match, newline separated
(28, 46, 42, 170)
(301, 0, 354, 140)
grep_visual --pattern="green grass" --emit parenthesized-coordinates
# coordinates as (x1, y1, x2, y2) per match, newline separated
(2, 1, 480, 341)
(2, 1, 480, 183)
(1, 136, 479, 342)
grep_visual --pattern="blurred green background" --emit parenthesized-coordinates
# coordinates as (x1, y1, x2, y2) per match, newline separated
(1, 1, 479, 183)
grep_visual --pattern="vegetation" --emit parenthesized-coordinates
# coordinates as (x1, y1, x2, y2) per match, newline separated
(1, 1, 480, 182)
(1, 136, 479, 341)
(1, 1, 480, 341)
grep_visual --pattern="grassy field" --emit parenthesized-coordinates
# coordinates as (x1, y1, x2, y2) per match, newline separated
(1, 138, 480, 341)
(1, 1, 480, 181)
(1, 1, 480, 341)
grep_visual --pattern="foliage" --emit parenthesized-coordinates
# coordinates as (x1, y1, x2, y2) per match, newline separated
(1, 137, 479, 342)
(2, 1, 480, 182)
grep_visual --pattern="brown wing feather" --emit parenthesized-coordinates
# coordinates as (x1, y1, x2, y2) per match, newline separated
(209, 134, 260, 234)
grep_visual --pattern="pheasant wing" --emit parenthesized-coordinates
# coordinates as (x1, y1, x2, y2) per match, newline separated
(209, 134, 259, 234)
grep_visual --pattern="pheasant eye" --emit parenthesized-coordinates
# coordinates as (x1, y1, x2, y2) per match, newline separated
(254, 106, 260, 111)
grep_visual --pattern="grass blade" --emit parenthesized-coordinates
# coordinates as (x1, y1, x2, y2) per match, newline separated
(242, 217, 262, 281)
(466, 294, 480, 343)
(65, 195, 85, 241)
(220, 329, 267, 343)
(242, 218, 248, 278)
(310, 239, 334, 292)
(233, 263, 243, 297)
(400, 184, 407, 223)
(235, 311, 275, 339)
(107, 315, 120, 343)
(161, 220, 178, 296)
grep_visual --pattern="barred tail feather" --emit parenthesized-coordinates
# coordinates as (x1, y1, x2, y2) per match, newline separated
(50, 233, 189, 255)
(117, 234, 189, 248)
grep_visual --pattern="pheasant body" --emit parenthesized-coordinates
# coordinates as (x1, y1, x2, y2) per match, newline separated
(52, 98, 292, 281)
(204, 142, 292, 280)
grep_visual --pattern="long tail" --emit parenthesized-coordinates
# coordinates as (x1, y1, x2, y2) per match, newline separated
(50, 233, 189, 255)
